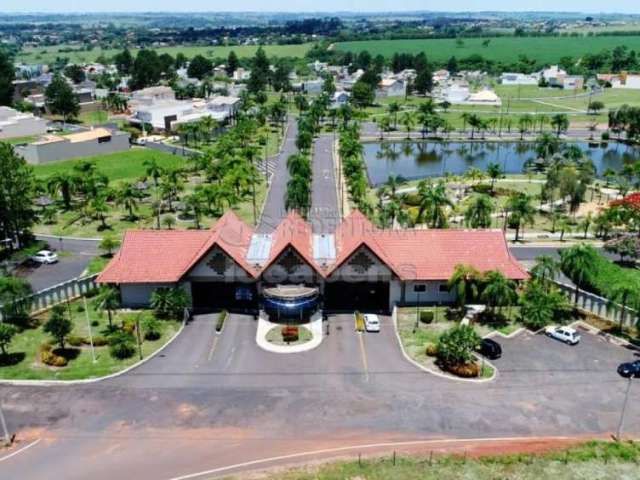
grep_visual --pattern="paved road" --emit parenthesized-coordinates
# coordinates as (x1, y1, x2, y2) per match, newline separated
(309, 134, 341, 234)
(15, 235, 99, 291)
(1, 313, 638, 479)
(257, 117, 297, 233)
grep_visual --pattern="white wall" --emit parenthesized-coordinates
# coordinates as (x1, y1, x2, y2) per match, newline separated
(401, 280, 457, 304)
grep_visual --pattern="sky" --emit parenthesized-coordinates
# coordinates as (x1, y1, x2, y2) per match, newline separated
(0, 1, 638, 14)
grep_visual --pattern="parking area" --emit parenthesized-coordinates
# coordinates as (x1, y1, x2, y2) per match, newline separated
(491, 325, 639, 385)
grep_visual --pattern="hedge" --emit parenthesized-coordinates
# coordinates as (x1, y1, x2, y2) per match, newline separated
(216, 310, 228, 332)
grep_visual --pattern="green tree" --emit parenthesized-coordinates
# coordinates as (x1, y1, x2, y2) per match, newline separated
(530, 255, 559, 289)
(113, 48, 133, 75)
(448, 264, 481, 307)
(99, 235, 121, 257)
(130, 49, 163, 90)
(416, 179, 453, 228)
(506, 192, 535, 242)
(44, 305, 72, 350)
(150, 287, 189, 319)
(226, 51, 239, 76)
(0, 323, 17, 357)
(187, 54, 213, 80)
(609, 283, 639, 331)
(0, 276, 32, 326)
(351, 80, 374, 108)
(247, 47, 270, 94)
(116, 183, 140, 220)
(0, 48, 15, 106)
(95, 285, 120, 329)
(519, 280, 568, 329)
(481, 270, 518, 315)
(559, 243, 596, 302)
(486, 162, 502, 193)
(464, 194, 495, 228)
(550, 114, 570, 138)
(436, 325, 481, 366)
(0, 144, 36, 248)
(45, 74, 80, 123)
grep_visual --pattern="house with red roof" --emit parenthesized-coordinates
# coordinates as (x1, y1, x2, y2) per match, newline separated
(98, 210, 527, 314)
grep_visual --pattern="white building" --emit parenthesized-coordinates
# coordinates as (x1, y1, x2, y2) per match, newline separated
(597, 73, 640, 89)
(233, 68, 251, 81)
(377, 78, 406, 98)
(0, 106, 48, 140)
(433, 69, 450, 84)
(541, 65, 567, 87)
(500, 72, 540, 85)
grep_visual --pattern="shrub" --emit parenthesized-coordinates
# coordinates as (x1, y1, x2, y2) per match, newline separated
(601, 131, 610, 141)
(402, 192, 421, 207)
(419, 311, 434, 324)
(216, 310, 228, 332)
(471, 183, 493, 195)
(66, 335, 84, 347)
(90, 335, 108, 347)
(39, 343, 67, 367)
(122, 317, 136, 335)
(150, 287, 189, 320)
(436, 325, 481, 367)
(445, 362, 479, 378)
(142, 316, 162, 341)
(425, 343, 438, 357)
(281, 326, 299, 342)
(109, 331, 136, 359)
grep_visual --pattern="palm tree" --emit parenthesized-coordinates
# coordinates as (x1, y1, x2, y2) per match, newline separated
(609, 283, 638, 332)
(460, 112, 471, 134)
(90, 194, 110, 230)
(143, 158, 164, 188)
(416, 179, 453, 228)
(401, 112, 415, 139)
(506, 193, 535, 242)
(559, 243, 596, 303)
(184, 193, 205, 229)
(464, 194, 495, 228)
(481, 270, 517, 315)
(486, 162, 502, 193)
(557, 215, 572, 241)
(535, 132, 560, 162)
(467, 114, 482, 139)
(162, 215, 176, 230)
(550, 114, 569, 138)
(47, 173, 76, 210)
(530, 255, 559, 290)
(376, 116, 391, 140)
(387, 101, 400, 130)
(448, 264, 481, 307)
(384, 174, 406, 200)
(116, 183, 140, 220)
(95, 285, 120, 329)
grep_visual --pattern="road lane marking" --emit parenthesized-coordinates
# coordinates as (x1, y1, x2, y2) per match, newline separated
(207, 337, 218, 362)
(358, 333, 369, 382)
(0, 439, 41, 463)
(166, 435, 577, 480)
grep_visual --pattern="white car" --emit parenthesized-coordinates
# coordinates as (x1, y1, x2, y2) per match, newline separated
(31, 250, 58, 264)
(364, 314, 381, 332)
(545, 326, 581, 345)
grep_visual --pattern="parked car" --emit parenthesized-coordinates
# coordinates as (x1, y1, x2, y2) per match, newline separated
(477, 338, 502, 359)
(363, 314, 380, 332)
(31, 250, 58, 264)
(617, 360, 640, 378)
(545, 326, 581, 345)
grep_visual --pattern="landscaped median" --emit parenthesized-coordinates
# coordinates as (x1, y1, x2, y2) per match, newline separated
(0, 293, 181, 381)
(256, 314, 323, 354)
(394, 306, 514, 381)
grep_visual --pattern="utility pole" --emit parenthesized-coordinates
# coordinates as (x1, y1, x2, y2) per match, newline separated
(0, 400, 11, 446)
(84, 296, 96, 363)
(615, 377, 633, 441)
(135, 316, 143, 361)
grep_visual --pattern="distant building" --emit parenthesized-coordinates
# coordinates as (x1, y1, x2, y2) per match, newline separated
(130, 86, 176, 106)
(331, 91, 350, 108)
(376, 78, 406, 98)
(432, 69, 450, 84)
(232, 68, 251, 81)
(467, 89, 502, 106)
(500, 72, 540, 85)
(300, 79, 324, 94)
(540, 65, 567, 87)
(16, 127, 130, 165)
(0, 106, 48, 140)
(562, 75, 584, 90)
(443, 84, 470, 104)
(597, 73, 640, 89)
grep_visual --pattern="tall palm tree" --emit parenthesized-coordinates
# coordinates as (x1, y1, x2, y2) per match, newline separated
(559, 243, 596, 303)
(416, 179, 453, 228)
(530, 255, 559, 290)
(401, 112, 415, 139)
(481, 270, 517, 315)
(486, 162, 502, 193)
(143, 158, 164, 188)
(384, 174, 406, 201)
(464, 194, 495, 228)
(609, 283, 638, 332)
(47, 173, 76, 210)
(550, 114, 569, 138)
(184, 193, 205, 229)
(448, 264, 481, 307)
(95, 285, 120, 329)
(387, 101, 400, 130)
(116, 183, 140, 220)
(506, 193, 535, 242)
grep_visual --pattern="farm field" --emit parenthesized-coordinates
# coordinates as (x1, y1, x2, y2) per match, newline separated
(335, 35, 640, 64)
(17, 42, 314, 64)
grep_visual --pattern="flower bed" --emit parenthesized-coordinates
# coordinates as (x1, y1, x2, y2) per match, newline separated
(265, 325, 313, 346)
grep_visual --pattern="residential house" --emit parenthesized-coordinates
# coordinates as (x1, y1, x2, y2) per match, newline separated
(0, 106, 48, 140)
(377, 78, 406, 98)
(16, 127, 130, 164)
(500, 72, 540, 85)
(597, 73, 640, 89)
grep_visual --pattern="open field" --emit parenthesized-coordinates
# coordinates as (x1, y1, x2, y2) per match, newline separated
(17, 42, 314, 64)
(32, 147, 186, 183)
(0, 297, 181, 381)
(246, 441, 640, 480)
(335, 35, 640, 63)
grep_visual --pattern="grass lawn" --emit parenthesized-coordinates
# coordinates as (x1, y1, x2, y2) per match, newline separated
(32, 147, 185, 183)
(0, 297, 181, 380)
(1, 135, 39, 145)
(335, 35, 640, 64)
(247, 440, 640, 480)
(17, 43, 314, 64)
(78, 110, 109, 125)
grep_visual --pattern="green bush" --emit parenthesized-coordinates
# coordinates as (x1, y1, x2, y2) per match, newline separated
(109, 331, 136, 359)
(419, 311, 434, 324)
(90, 335, 108, 347)
(142, 316, 162, 341)
(402, 192, 421, 206)
(39, 343, 67, 367)
(216, 310, 228, 332)
(66, 335, 84, 347)
(436, 325, 481, 367)
(425, 343, 438, 357)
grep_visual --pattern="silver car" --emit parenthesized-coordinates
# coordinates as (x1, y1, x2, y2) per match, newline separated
(545, 326, 581, 345)
(31, 250, 59, 264)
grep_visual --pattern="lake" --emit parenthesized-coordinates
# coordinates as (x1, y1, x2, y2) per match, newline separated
(363, 141, 640, 186)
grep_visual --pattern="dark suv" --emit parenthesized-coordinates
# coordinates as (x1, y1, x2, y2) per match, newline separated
(477, 338, 502, 360)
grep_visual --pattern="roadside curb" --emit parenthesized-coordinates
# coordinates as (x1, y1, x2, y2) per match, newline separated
(255, 314, 323, 354)
(391, 309, 498, 383)
(0, 317, 187, 386)
(35, 234, 102, 242)
(569, 319, 639, 350)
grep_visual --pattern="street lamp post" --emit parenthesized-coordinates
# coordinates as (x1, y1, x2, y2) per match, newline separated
(615, 377, 633, 441)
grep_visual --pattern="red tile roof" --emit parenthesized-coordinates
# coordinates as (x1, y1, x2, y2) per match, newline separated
(98, 211, 255, 284)
(98, 210, 527, 284)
